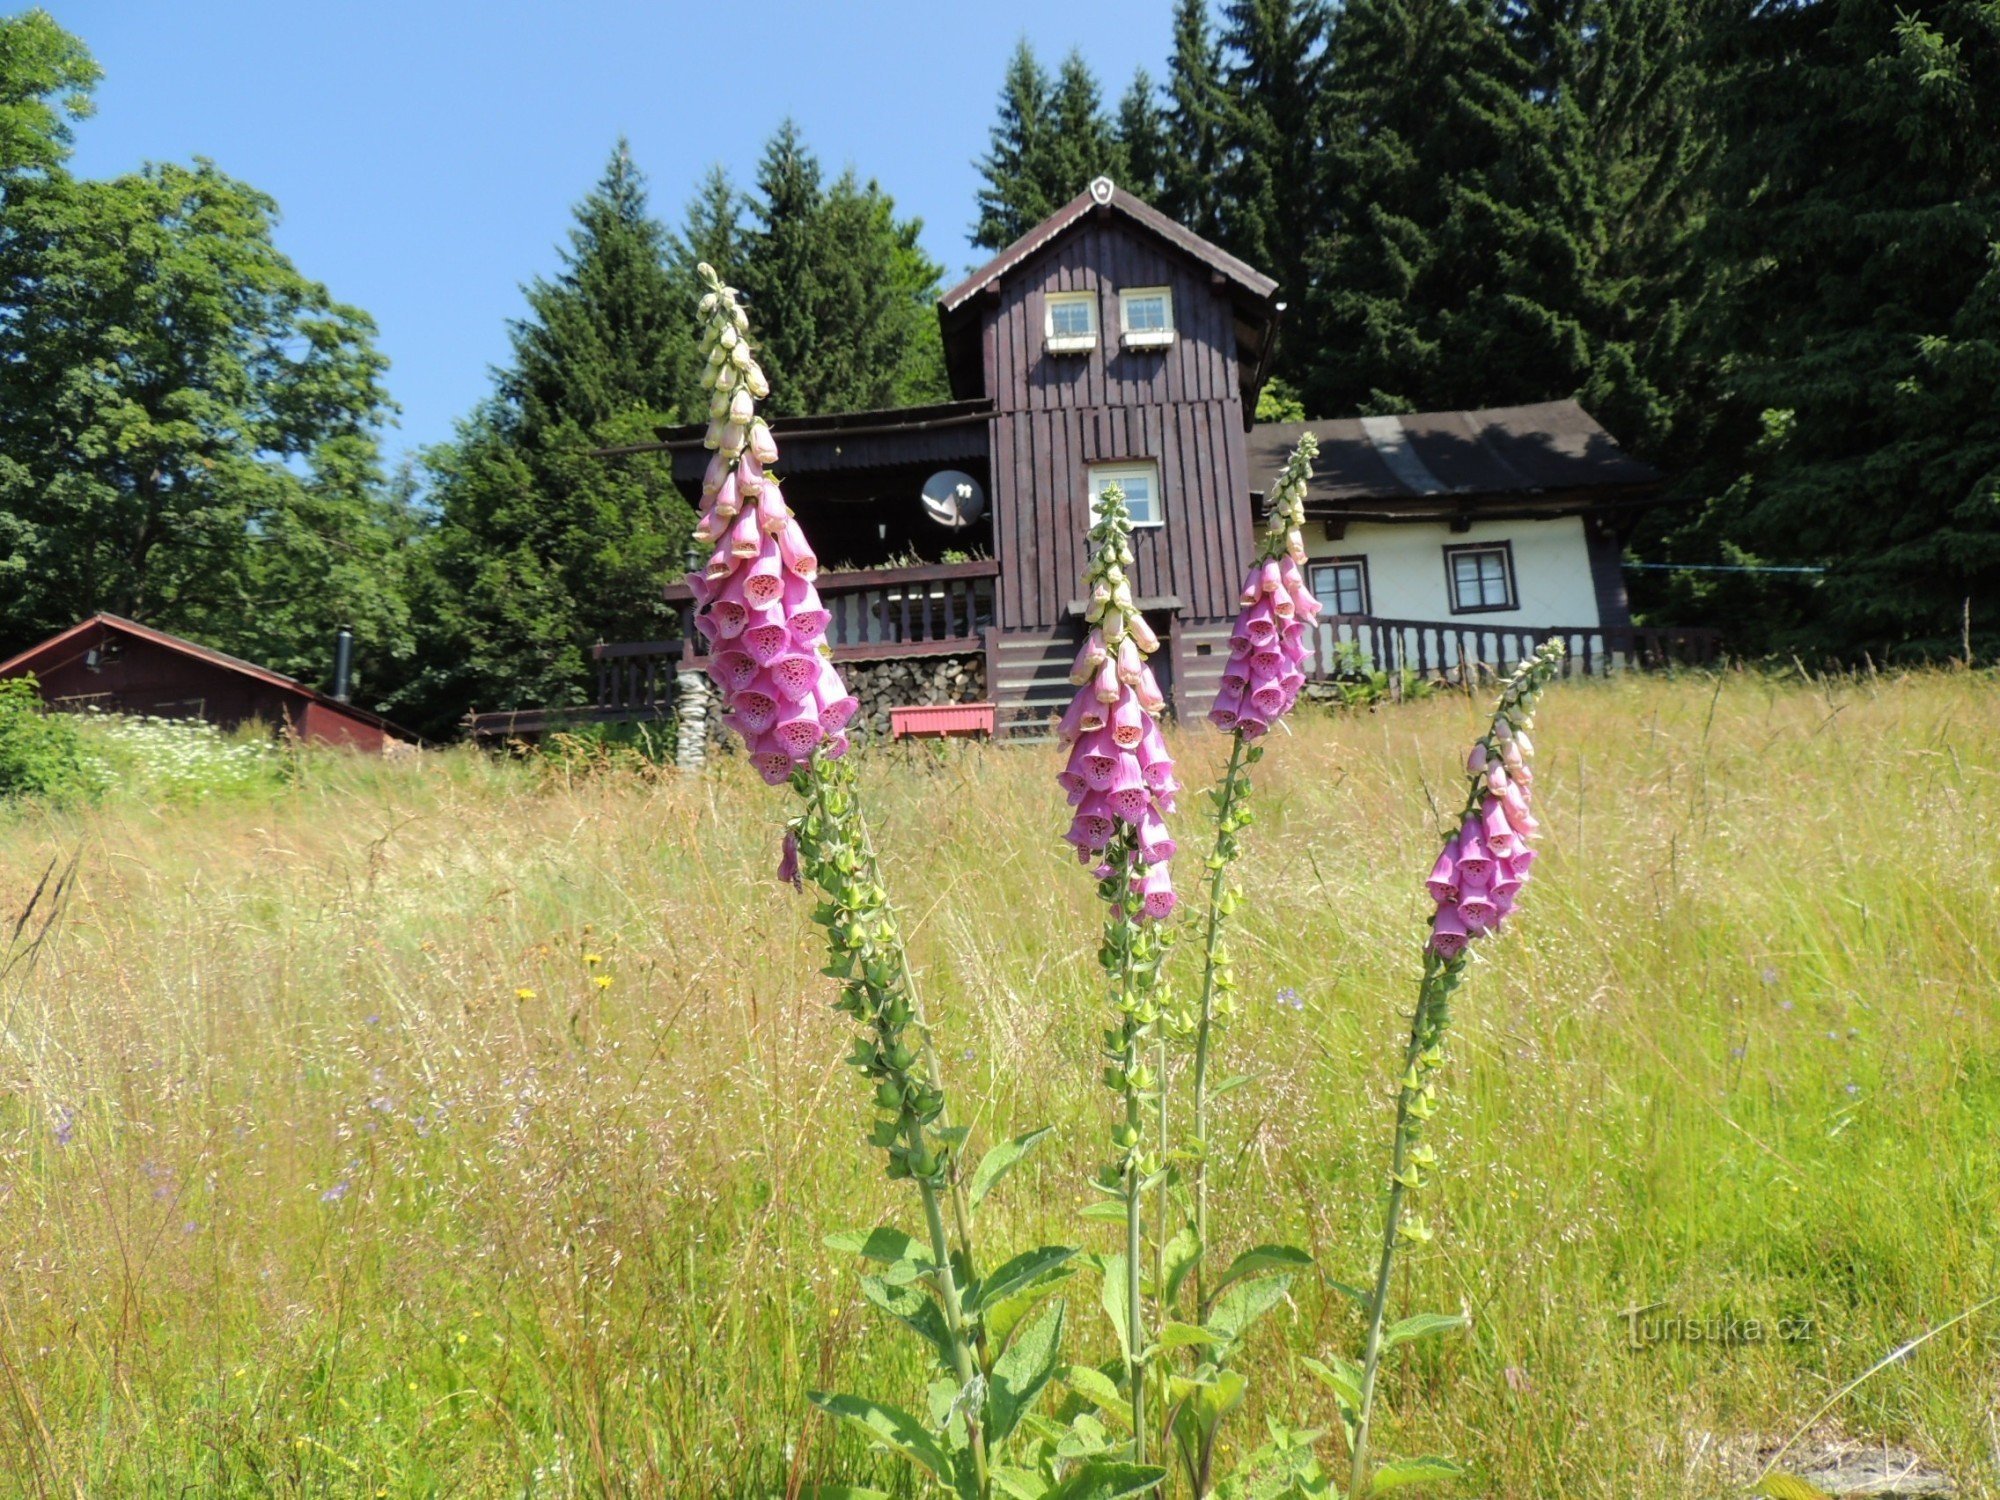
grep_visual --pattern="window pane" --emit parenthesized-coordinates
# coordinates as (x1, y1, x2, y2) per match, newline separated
(1126, 294, 1167, 331)
(1313, 563, 1364, 615)
(1050, 298, 1093, 337)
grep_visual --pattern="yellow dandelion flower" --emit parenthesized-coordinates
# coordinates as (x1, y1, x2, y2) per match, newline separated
(516, 987, 536, 1001)
(584, 953, 602, 966)
(593, 975, 612, 990)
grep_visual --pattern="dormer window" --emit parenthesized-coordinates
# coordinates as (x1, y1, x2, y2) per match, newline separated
(1045, 291, 1098, 353)
(1119, 288, 1175, 349)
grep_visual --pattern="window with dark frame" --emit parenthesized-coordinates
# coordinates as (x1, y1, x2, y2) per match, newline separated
(1444, 542, 1517, 613)
(1308, 557, 1370, 617)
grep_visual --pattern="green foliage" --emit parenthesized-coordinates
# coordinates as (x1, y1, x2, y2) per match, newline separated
(739, 121, 947, 416)
(394, 145, 697, 736)
(973, 44, 1129, 248)
(1651, 0, 2000, 660)
(0, 7, 99, 178)
(0, 676, 88, 801)
(0, 152, 406, 682)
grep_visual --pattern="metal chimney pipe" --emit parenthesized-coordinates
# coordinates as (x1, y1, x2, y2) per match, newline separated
(331, 624, 354, 702)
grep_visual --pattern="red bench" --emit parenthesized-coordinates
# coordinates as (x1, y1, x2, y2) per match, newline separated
(889, 702, 996, 739)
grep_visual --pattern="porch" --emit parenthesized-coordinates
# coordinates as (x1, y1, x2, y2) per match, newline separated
(465, 560, 1718, 740)
(1313, 615, 1722, 683)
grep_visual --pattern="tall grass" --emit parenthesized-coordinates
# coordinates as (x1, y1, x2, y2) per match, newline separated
(1, 670, 1995, 1498)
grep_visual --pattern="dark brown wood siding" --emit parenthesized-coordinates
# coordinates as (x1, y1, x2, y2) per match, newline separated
(980, 217, 1254, 631)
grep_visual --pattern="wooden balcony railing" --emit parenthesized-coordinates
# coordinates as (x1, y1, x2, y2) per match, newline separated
(1312, 616, 1721, 681)
(575, 559, 1001, 719)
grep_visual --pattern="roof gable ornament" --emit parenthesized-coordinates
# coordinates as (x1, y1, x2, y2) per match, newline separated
(1088, 175, 1115, 205)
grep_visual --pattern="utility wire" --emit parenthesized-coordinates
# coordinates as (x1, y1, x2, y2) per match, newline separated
(1622, 561, 1826, 575)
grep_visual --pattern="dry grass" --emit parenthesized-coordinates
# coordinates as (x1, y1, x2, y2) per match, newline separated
(1, 668, 1996, 1498)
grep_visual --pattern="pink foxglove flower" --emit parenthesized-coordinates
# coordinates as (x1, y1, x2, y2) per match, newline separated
(1056, 485, 1178, 920)
(1210, 433, 1320, 737)
(1425, 641, 1565, 959)
(685, 268, 857, 786)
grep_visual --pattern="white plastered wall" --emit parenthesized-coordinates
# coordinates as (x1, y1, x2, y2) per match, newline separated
(1302, 516, 1603, 628)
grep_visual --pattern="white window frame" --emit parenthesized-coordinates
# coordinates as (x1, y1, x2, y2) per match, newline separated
(1090, 461, 1163, 530)
(1119, 286, 1176, 349)
(1044, 291, 1098, 353)
(1309, 557, 1370, 617)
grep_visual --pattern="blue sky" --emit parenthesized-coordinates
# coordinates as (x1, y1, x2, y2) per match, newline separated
(50, 0, 1175, 465)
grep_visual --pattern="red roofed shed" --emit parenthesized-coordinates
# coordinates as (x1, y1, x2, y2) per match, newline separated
(0, 615, 413, 751)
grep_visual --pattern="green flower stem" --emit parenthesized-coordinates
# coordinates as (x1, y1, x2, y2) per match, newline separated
(1098, 838, 1155, 1466)
(914, 1127, 990, 1494)
(793, 758, 989, 1492)
(847, 788, 990, 1370)
(1347, 951, 1454, 1499)
(1124, 1012, 1148, 1462)
(1190, 732, 1250, 1318)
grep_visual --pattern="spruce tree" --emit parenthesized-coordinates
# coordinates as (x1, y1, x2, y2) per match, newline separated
(396, 143, 694, 734)
(1115, 68, 1170, 204)
(1213, 0, 1334, 311)
(1300, 0, 1710, 444)
(502, 138, 694, 441)
(1659, 0, 2000, 659)
(1160, 0, 1232, 240)
(971, 43, 1124, 249)
(740, 121, 946, 415)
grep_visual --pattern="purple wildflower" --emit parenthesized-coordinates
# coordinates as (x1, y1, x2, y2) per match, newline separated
(1211, 435, 1320, 736)
(685, 267, 857, 783)
(1056, 485, 1177, 919)
(1426, 645, 1562, 960)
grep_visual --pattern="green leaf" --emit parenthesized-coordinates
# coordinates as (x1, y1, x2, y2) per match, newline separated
(1370, 1456, 1464, 1492)
(1189, 1367, 1247, 1431)
(1098, 1253, 1134, 1362)
(1751, 1477, 1835, 1500)
(1207, 1274, 1293, 1350)
(797, 1487, 891, 1500)
(971, 1245, 1078, 1315)
(826, 1226, 933, 1266)
(1301, 1354, 1364, 1412)
(1161, 1226, 1202, 1309)
(1211, 1072, 1255, 1097)
(1149, 1321, 1223, 1354)
(1209, 1244, 1313, 1299)
(861, 1274, 952, 1362)
(808, 1392, 952, 1481)
(1326, 1278, 1376, 1315)
(1383, 1312, 1468, 1351)
(1061, 1364, 1129, 1426)
(990, 1299, 1065, 1444)
(969, 1126, 1054, 1210)
(1079, 1201, 1128, 1222)
(1041, 1460, 1170, 1500)
(990, 1466, 1050, 1500)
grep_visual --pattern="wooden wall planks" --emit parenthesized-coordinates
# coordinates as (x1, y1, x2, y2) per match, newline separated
(979, 216, 1255, 631)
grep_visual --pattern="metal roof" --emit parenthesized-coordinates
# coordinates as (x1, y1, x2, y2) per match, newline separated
(1248, 401, 1661, 519)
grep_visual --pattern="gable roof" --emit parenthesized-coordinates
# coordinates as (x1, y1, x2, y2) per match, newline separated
(1248, 401, 1661, 522)
(938, 177, 1284, 406)
(0, 614, 416, 741)
(940, 176, 1279, 313)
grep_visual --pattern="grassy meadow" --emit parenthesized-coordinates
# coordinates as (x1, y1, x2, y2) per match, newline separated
(1, 670, 1996, 1498)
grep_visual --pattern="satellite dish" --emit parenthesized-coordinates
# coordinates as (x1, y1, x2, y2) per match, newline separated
(921, 469, 986, 529)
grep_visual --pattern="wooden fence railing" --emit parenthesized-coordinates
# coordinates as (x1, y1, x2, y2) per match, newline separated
(1312, 616, 1721, 682)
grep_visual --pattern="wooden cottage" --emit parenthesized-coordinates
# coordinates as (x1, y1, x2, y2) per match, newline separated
(0, 615, 415, 751)
(477, 177, 1707, 742)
